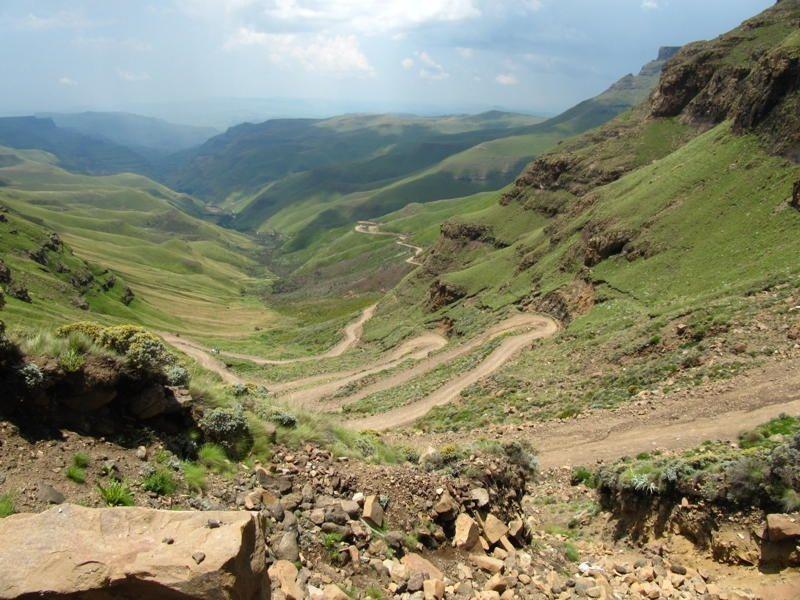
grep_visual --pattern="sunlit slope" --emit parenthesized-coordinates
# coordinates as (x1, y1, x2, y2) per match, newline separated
(0, 147, 276, 338)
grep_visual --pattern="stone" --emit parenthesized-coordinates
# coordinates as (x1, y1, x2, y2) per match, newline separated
(269, 559, 303, 600)
(401, 553, 444, 582)
(423, 578, 445, 600)
(670, 563, 688, 575)
(433, 491, 458, 521)
(362, 495, 384, 528)
(407, 572, 425, 593)
(0, 504, 268, 599)
(419, 446, 442, 469)
(275, 530, 300, 561)
(470, 554, 505, 573)
(485, 574, 514, 593)
(470, 487, 490, 508)
(191, 552, 206, 565)
(340, 499, 360, 518)
(483, 514, 509, 545)
(766, 513, 800, 541)
(309, 508, 325, 525)
(136, 445, 148, 460)
(454, 513, 480, 550)
(323, 584, 350, 600)
(37, 483, 64, 505)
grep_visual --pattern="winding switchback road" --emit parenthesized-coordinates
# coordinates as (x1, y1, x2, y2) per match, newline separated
(355, 221, 423, 266)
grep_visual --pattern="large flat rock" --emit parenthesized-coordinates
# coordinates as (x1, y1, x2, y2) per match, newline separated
(0, 504, 269, 599)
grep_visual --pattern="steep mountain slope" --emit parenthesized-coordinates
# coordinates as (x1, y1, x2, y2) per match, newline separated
(0, 117, 151, 176)
(266, 49, 676, 295)
(39, 112, 218, 155)
(0, 146, 274, 338)
(362, 0, 800, 429)
(158, 112, 544, 206)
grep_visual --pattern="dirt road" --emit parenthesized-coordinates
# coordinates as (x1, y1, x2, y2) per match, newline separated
(355, 221, 423, 266)
(351, 316, 560, 430)
(162, 305, 377, 367)
(533, 358, 800, 468)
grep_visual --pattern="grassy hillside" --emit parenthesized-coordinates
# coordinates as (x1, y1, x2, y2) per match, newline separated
(0, 146, 276, 339)
(159, 112, 544, 205)
(359, 0, 800, 429)
(261, 49, 675, 294)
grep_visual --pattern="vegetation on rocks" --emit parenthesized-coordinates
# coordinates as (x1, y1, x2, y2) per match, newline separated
(595, 415, 800, 512)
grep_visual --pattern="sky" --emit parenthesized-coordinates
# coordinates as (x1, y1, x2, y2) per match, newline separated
(0, 0, 775, 126)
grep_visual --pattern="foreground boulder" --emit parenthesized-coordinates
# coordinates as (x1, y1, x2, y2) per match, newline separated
(0, 504, 269, 599)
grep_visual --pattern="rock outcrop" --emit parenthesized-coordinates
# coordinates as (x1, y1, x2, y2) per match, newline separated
(0, 504, 269, 599)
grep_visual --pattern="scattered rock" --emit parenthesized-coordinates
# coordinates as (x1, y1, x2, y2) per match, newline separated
(401, 553, 444, 582)
(483, 514, 509, 545)
(766, 513, 800, 541)
(454, 513, 480, 550)
(37, 483, 64, 505)
(362, 494, 384, 528)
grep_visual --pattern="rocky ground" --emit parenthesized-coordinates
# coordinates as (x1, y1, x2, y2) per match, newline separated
(3, 416, 800, 599)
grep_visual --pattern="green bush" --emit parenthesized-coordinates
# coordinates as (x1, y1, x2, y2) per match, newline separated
(166, 365, 190, 387)
(66, 465, 86, 484)
(570, 466, 595, 487)
(58, 348, 85, 372)
(199, 404, 252, 459)
(198, 443, 232, 474)
(0, 494, 15, 518)
(142, 469, 177, 496)
(98, 480, 134, 507)
(72, 452, 90, 468)
(183, 462, 207, 492)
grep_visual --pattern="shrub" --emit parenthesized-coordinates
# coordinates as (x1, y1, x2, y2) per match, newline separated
(198, 443, 231, 474)
(72, 453, 90, 468)
(0, 494, 14, 518)
(18, 363, 44, 388)
(57, 322, 174, 373)
(503, 440, 539, 474)
(564, 542, 580, 562)
(98, 480, 134, 507)
(66, 465, 86, 484)
(570, 466, 595, 487)
(183, 462, 207, 492)
(199, 404, 252, 459)
(269, 411, 297, 428)
(58, 348, 85, 372)
(166, 365, 190, 387)
(142, 469, 177, 496)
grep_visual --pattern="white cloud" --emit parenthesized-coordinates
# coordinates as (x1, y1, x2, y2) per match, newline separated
(116, 69, 151, 82)
(225, 27, 373, 74)
(401, 57, 415, 70)
(496, 73, 518, 85)
(58, 76, 77, 86)
(416, 50, 449, 80)
(181, 0, 482, 34)
(456, 47, 474, 59)
(75, 36, 152, 52)
(641, 0, 659, 9)
(17, 11, 92, 30)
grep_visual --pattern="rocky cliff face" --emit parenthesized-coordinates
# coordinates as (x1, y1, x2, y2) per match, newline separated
(649, 0, 800, 156)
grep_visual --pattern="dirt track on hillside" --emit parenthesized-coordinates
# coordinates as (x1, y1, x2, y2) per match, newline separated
(532, 358, 800, 468)
(355, 221, 423, 266)
(162, 296, 800, 466)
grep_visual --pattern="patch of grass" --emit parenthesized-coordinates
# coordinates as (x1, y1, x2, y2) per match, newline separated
(564, 542, 580, 562)
(739, 414, 800, 449)
(98, 480, 134, 507)
(570, 466, 595, 487)
(183, 462, 207, 492)
(197, 443, 232, 475)
(142, 469, 178, 496)
(72, 452, 90, 468)
(66, 465, 86, 484)
(0, 494, 15, 518)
